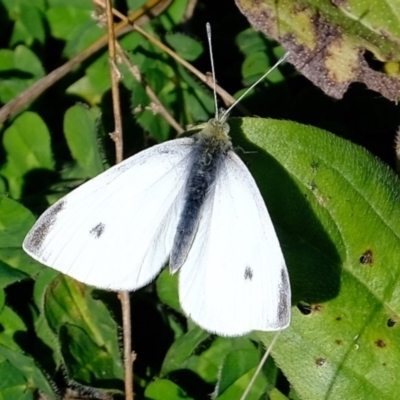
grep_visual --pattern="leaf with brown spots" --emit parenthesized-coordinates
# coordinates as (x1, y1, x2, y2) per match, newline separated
(235, 0, 400, 100)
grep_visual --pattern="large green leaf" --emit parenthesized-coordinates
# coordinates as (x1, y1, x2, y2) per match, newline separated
(228, 117, 400, 399)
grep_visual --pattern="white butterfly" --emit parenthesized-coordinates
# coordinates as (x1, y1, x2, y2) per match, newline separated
(23, 42, 291, 337)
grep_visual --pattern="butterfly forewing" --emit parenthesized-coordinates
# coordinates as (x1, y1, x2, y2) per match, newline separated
(23, 138, 194, 290)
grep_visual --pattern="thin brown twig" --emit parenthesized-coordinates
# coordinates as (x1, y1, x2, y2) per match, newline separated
(104, 0, 133, 398)
(119, 291, 133, 400)
(105, 0, 123, 161)
(116, 42, 184, 134)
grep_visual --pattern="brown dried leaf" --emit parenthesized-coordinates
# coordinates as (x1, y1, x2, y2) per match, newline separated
(235, 0, 400, 101)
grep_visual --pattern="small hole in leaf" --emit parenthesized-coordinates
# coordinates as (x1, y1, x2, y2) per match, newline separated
(297, 302, 311, 315)
(364, 50, 385, 73)
(359, 249, 373, 265)
(387, 318, 396, 328)
(315, 357, 326, 366)
(375, 339, 386, 348)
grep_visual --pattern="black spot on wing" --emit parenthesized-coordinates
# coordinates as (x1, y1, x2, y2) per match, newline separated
(90, 223, 106, 238)
(27, 200, 66, 250)
(244, 266, 253, 281)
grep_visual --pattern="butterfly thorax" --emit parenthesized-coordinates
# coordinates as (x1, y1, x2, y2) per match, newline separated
(169, 118, 232, 273)
(198, 118, 232, 152)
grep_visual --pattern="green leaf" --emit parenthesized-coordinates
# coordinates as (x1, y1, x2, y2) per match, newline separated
(0, 345, 56, 399)
(46, 6, 92, 40)
(32, 268, 62, 367)
(236, 28, 268, 56)
(13, 3, 45, 45)
(67, 52, 110, 104)
(156, 268, 180, 312)
(145, 379, 193, 399)
(179, 66, 215, 124)
(1, 112, 54, 199)
(0, 306, 26, 351)
(162, 326, 255, 384)
(241, 52, 271, 84)
(46, 6, 103, 57)
(229, 117, 400, 399)
(8, 2, 46, 47)
(0, 360, 32, 400)
(13, 45, 45, 78)
(159, 0, 189, 29)
(64, 105, 104, 178)
(235, 28, 286, 85)
(215, 348, 269, 400)
(165, 33, 204, 61)
(44, 275, 124, 385)
(0, 196, 42, 277)
(60, 323, 123, 389)
(0, 261, 29, 288)
(161, 327, 210, 376)
(0, 46, 45, 104)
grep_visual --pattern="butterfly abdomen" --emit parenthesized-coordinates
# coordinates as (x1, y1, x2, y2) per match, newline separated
(169, 127, 230, 273)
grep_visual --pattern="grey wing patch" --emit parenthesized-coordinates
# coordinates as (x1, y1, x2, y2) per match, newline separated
(244, 266, 253, 281)
(89, 222, 106, 238)
(278, 266, 291, 324)
(25, 200, 66, 250)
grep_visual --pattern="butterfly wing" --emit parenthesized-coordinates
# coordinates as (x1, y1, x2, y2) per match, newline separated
(178, 150, 291, 336)
(23, 138, 194, 290)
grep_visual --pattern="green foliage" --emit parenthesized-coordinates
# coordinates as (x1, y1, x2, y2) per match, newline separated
(1, 0, 400, 399)
(2, 112, 54, 199)
(0, 46, 44, 104)
(63, 105, 105, 178)
(165, 33, 204, 61)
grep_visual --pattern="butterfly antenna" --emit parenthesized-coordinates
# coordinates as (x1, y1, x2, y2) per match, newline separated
(206, 22, 219, 121)
(240, 331, 282, 400)
(221, 51, 290, 123)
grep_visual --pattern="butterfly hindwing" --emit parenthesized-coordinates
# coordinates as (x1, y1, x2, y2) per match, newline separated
(178, 150, 290, 336)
